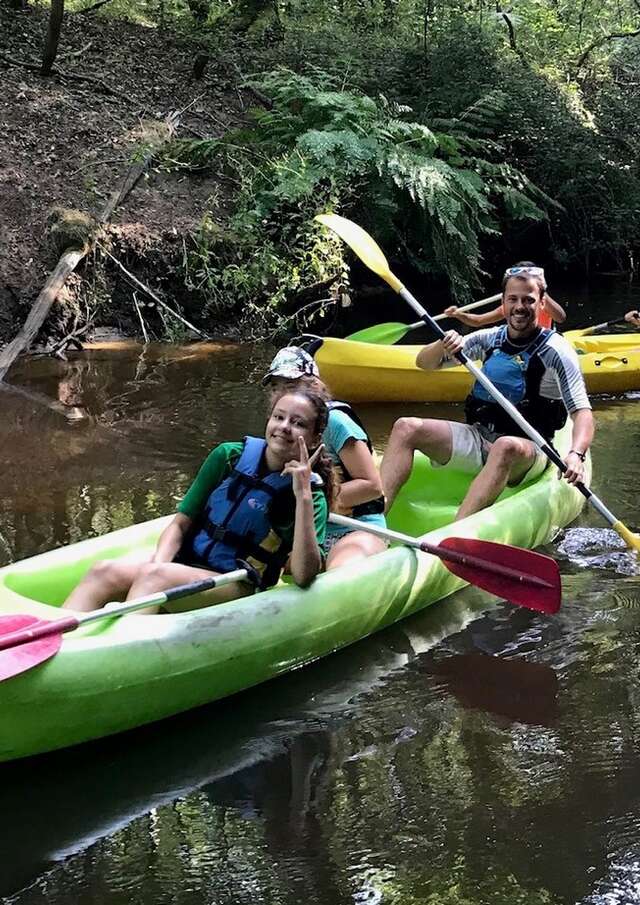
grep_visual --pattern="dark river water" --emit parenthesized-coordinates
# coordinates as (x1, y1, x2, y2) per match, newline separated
(2, 283, 640, 905)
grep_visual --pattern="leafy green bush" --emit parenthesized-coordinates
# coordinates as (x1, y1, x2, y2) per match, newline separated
(168, 68, 550, 331)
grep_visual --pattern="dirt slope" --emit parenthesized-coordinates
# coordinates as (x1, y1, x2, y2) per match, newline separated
(0, 6, 248, 343)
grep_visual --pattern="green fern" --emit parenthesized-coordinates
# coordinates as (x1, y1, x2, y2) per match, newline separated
(168, 70, 553, 320)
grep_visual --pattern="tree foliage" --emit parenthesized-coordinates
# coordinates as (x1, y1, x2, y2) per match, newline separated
(169, 70, 551, 321)
(22, 0, 640, 329)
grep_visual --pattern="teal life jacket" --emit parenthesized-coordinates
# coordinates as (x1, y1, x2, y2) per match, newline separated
(184, 437, 295, 590)
(464, 327, 566, 441)
(328, 401, 385, 517)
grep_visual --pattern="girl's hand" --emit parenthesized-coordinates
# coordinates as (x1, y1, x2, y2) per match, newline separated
(625, 310, 640, 324)
(444, 305, 461, 320)
(282, 438, 324, 499)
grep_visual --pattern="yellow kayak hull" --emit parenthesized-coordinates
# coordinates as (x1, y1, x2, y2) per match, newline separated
(315, 334, 640, 403)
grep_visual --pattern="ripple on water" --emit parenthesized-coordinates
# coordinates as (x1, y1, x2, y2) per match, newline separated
(557, 528, 640, 575)
(579, 849, 640, 904)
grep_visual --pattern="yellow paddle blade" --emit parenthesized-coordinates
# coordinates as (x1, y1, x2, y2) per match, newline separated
(612, 520, 640, 552)
(315, 214, 404, 294)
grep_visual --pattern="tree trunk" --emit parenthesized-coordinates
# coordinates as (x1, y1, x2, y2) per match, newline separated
(41, 0, 65, 76)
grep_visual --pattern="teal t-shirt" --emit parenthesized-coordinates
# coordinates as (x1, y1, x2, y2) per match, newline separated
(323, 409, 386, 539)
(178, 441, 327, 547)
(323, 408, 368, 465)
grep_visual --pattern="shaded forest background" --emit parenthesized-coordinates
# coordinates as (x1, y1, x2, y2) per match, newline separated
(2, 0, 640, 345)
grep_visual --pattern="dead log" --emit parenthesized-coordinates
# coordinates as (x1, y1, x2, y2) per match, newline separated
(0, 248, 85, 381)
(100, 111, 180, 222)
(0, 111, 180, 382)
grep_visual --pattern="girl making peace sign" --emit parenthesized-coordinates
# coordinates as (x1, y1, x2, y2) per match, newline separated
(63, 391, 333, 613)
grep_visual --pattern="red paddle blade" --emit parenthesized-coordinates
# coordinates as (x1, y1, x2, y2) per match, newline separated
(436, 537, 561, 614)
(0, 615, 63, 681)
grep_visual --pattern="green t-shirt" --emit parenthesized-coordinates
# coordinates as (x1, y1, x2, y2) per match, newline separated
(177, 441, 327, 547)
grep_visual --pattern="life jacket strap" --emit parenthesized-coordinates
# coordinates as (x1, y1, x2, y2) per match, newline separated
(202, 519, 288, 569)
(227, 470, 280, 501)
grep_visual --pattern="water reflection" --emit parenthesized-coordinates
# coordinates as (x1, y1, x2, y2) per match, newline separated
(1, 325, 640, 904)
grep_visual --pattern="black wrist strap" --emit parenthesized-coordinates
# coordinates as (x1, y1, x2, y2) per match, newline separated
(569, 449, 586, 462)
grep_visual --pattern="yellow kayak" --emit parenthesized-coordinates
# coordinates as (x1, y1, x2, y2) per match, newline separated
(315, 333, 640, 403)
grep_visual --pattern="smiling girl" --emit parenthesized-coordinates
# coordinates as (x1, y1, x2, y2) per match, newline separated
(63, 391, 332, 613)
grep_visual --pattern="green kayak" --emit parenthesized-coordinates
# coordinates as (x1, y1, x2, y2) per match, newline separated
(0, 422, 587, 762)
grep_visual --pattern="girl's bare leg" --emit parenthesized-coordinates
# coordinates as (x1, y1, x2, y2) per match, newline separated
(325, 531, 387, 571)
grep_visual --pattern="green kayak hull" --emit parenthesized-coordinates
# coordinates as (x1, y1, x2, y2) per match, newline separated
(0, 423, 587, 762)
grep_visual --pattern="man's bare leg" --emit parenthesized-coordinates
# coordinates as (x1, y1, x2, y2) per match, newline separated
(381, 418, 454, 513)
(456, 436, 537, 520)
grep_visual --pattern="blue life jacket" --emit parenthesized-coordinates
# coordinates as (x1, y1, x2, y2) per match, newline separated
(328, 401, 385, 517)
(184, 437, 295, 590)
(465, 327, 566, 441)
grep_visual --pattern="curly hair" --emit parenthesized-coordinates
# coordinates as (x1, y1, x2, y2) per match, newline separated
(266, 374, 332, 406)
(267, 387, 335, 506)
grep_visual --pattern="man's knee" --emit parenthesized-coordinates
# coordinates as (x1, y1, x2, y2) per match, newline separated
(390, 417, 434, 449)
(487, 436, 530, 466)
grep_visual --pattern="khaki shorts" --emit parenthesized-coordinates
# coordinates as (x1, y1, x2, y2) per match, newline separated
(431, 422, 548, 484)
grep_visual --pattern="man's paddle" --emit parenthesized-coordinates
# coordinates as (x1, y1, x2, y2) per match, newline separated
(317, 213, 640, 552)
(346, 293, 501, 345)
(0, 568, 250, 682)
(328, 514, 560, 614)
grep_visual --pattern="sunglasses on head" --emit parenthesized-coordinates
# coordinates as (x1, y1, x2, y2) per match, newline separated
(504, 266, 545, 279)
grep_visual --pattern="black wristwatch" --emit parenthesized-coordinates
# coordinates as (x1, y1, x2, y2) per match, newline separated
(569, 449, 586, 462)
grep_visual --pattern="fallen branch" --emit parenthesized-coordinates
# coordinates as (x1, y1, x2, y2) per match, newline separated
(0, 248, 86, 381)
(50, 313, 92, 357)
(58, 41, 93, 58)
(100, 110, 180, 221)
(0, 53, 130, 100)
(0, 52, 44, 72)
(133, 292, 150, 343)
(56, 69, 130, 101)
(227, 60, 274, 110)
(76, 0, 115, 14)
(67, 156, 126, 178)
(100, 246, 210, 339)
(575, 29, 640, 75)
(0, 110, 181, 381)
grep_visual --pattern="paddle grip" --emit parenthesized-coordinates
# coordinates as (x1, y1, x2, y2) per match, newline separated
(163, 574, 241, 602)
(0, 615, 80, 651)
(77, 567, 254, 625)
